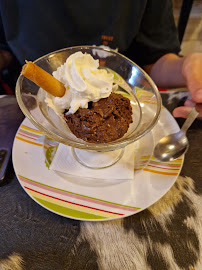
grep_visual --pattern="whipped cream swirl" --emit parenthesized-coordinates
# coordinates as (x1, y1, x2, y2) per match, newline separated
(45, 51, 115, 115)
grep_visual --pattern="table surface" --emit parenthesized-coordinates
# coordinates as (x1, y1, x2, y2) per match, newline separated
(0, 91, 202, 270)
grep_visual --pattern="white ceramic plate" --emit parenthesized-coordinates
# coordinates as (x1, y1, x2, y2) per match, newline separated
(12, 107, 184, 221)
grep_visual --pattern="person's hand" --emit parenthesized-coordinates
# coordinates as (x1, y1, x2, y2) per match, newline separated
(173, 53, 202, 118)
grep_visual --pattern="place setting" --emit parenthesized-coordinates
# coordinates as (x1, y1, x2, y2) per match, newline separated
(12, 46, 184, 221)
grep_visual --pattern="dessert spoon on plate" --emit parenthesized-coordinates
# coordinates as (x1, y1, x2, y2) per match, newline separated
(154, 107, 199, 162)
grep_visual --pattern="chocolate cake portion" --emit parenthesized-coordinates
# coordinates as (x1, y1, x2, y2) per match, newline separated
(64, 93, 133, 143)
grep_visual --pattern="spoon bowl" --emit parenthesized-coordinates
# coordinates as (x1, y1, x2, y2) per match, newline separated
(154, 107, 198, 162)
(154, 130, 189, 162)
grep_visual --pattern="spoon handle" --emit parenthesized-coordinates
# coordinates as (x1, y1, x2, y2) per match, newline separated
(181, 107, 199, 133)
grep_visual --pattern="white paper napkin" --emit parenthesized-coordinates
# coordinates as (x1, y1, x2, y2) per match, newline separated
(50, 143, 135, 180)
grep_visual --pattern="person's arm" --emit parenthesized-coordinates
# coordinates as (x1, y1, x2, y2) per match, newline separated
(124, 0, 202, 118)
(144, 52, 202, 118)
(143, 53, 185, 88)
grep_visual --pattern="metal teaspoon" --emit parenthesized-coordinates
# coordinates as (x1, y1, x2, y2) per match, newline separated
(154, 107, 199, 162)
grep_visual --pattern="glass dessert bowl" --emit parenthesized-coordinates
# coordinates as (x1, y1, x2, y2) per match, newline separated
(16, 46, 162, 169)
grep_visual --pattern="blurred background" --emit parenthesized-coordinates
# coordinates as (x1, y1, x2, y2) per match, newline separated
(173, 0, 202, 55)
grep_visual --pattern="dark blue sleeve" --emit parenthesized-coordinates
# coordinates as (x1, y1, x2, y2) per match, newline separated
(0, 12, 10, 51)
(124, 0, 181, 67)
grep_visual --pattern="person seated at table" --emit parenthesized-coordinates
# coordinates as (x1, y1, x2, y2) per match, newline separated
(0, 0, 201, 118)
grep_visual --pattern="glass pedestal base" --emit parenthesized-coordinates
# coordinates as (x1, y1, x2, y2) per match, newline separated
(71, 148, 125, 169)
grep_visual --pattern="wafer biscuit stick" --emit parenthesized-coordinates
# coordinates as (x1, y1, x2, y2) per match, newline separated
(21, 61, 66, 97)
